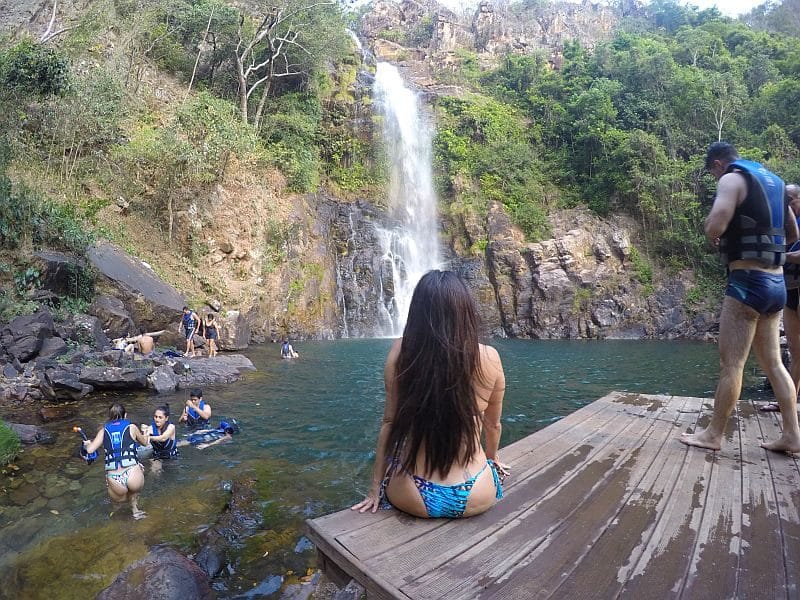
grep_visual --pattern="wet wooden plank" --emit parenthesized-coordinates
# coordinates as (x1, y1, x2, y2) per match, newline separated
(536, 395, 698, 600)
(618, 396, 714, 598)
(306, 392, 800, 600)
(753, 402, 800, 598)
(472, 394, 692, 599)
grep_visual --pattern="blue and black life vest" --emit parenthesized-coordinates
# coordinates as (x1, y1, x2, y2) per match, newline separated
(182, 311, 196, 331)
(103, 419, 139, 470)
(719, 159, 787, 267)
(186, 399, 209, 428)
(150, 418, 178, 459)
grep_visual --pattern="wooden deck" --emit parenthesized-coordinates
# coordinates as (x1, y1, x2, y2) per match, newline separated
(306, 392, 800, 599)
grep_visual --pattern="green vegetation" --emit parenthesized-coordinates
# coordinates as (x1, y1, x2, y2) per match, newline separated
(0, 421, 21, 466)
(430, 0, 800, 281)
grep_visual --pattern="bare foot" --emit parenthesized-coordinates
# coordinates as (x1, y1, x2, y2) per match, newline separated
(761, 435, 800, 454)
(679, 429, 721, 451)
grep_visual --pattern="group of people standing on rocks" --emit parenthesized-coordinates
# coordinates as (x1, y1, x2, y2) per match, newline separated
(81, 388, 238, 519)
(353, 142, 800, 522)
(181, 306, 219, 358)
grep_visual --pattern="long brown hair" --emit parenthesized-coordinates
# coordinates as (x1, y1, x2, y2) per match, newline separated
(385, 270, 484, 477)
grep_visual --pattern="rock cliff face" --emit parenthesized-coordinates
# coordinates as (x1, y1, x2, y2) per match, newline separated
(449, 204, 712, 339)
(360, 0, 621, 65)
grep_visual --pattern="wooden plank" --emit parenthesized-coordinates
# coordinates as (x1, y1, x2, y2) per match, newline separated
(729, 401, 785, 598)
(479, 395, 694, 599)
(397, 395, 670, 598)
(306, 516, 405, 599)
(616, 396, 716, 598)
(338, 393, 647, 567)
(750, 401, 800, 599)
(308, 393, 800, 600)
(536, 395, 700, 599)
(675, 399, 742, 599)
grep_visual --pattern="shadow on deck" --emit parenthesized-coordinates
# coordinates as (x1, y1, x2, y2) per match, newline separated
(306, 392, 800, 599)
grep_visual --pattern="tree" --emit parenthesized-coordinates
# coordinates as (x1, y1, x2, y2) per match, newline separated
(233, 0, 344, 128)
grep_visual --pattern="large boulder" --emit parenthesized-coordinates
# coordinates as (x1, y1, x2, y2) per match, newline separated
(87, 242, 186, 334)
(32, 250, 92, 297)
(196, 477, 263, 578)
(147, 365, 178, 394)
(1, 311, 55, 362)
(54, 314, 110, 350)
(79, 366, 152, 390)
(39, 366, 94, 400)
(177, 354, 255, 387)
(217, 311, 250, 351)
(96, 546, 212, 600)
(6, 422, 54, 445)
(89, 295, 136, 339)
(38, 337, 68, 360)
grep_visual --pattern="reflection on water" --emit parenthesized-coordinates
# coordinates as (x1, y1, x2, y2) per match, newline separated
(0, 339, 773, 598)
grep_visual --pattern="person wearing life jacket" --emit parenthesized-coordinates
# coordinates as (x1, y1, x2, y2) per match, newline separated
(178, 419, 240, 450)
(179, 388, 211, 429)
(281, 338, 299, 359)
(83, 403, 149, 519)
(784, 185, 800, 387)
(681, 142, 800, 454)
(180, 306, 201, 357)
(146, 403, 178, 460)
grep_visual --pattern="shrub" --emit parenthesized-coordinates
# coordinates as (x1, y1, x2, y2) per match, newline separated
(262, 93, 322, 192)
(0, 39, 71, 96)
(0, 421, 21, 466)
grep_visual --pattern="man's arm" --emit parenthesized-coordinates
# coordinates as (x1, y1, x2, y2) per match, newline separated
(785, 203, 799, 245)
(704, 172, 747, 243)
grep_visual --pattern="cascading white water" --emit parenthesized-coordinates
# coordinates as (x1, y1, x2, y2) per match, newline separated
(373, 62, 441, 336)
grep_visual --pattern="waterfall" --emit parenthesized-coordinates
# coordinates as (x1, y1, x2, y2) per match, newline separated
(373, 62, 441, 336)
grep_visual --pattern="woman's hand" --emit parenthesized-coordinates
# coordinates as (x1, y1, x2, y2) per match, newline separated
(493, 460, 511, 480)
(351, 491, 381, 514)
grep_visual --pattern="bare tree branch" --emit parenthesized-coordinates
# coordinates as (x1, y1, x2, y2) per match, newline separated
(40, 0, 58, 42)
(186, 6, 216, 100)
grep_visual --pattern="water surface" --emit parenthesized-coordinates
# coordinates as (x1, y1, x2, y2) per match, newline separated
(0, 339, 772, 598)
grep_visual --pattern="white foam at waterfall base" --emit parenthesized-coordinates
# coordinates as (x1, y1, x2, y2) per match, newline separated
(373, 62, 441, 337)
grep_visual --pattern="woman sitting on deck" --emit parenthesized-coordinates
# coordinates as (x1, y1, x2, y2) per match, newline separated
(352, 270, 509, 519)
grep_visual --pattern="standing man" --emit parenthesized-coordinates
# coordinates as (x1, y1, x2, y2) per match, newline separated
(680, 142, 800, 453)
(180, 306, 201, 357)
(780, 184, 800, 397)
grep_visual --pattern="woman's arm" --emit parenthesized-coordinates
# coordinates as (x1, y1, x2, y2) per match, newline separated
(84, 427, 104, 454)
(131, 424, 149, 445)
(149, 423, 175, 443)
(481, 346, 509, 476)
(352, 339, 401, 513)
